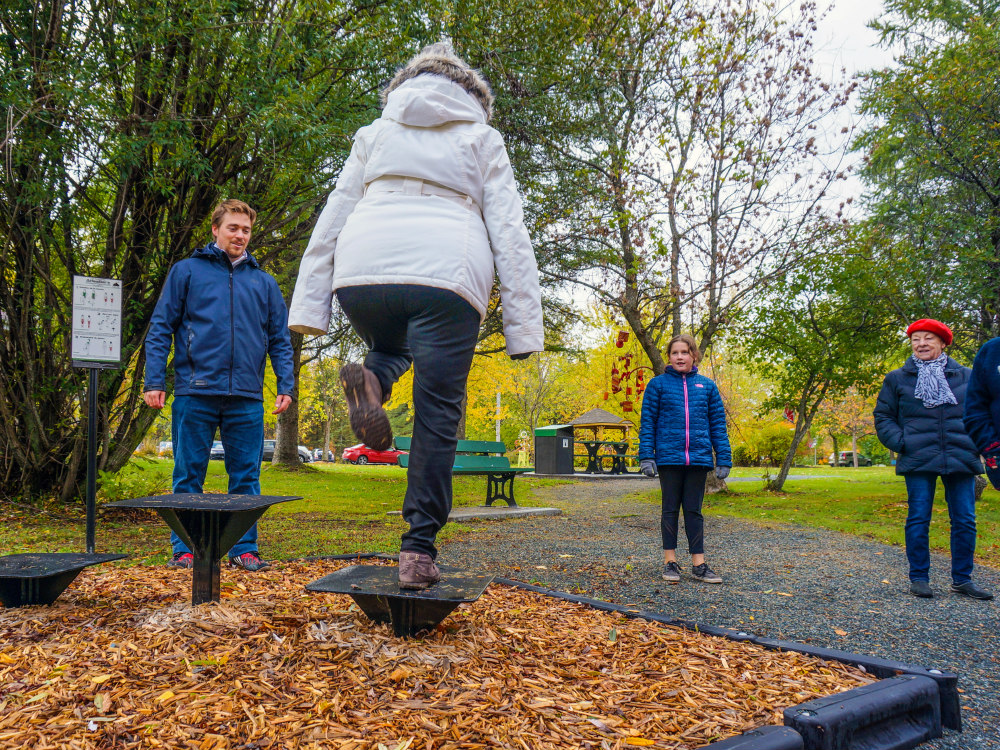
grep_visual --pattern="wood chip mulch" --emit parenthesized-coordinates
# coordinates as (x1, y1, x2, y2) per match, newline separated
(0, 560, 874, 749)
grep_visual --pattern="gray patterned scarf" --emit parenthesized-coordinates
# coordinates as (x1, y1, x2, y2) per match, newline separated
(912, 354, 957, 408)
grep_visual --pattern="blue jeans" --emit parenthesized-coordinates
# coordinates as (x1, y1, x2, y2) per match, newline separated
(171, 395, 264, 558)
(903, 472, 977, 585)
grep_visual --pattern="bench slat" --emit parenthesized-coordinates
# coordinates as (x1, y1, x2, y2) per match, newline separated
(394, 436, 506, 455)
(454, 454, 512, 470)
(398, 455, 528, 472)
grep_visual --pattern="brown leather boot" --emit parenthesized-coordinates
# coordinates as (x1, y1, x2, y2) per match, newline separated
(397, 551, 442, 590)
(340, 363, 392, 451)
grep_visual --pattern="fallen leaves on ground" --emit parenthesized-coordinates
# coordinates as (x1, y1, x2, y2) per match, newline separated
(0, 560, 873, 749)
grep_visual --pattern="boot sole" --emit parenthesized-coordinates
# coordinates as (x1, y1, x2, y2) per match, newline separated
(398, 578, 441, 591)
(341, 364, 392, 451)
(950, 587, 993, 600)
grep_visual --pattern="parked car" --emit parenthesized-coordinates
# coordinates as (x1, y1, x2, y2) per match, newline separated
(313, 448, 335, 461)
(342, 443, 407, 465)
(211, 440, 311, 462)
(827, 450, 872, 467)
(262, 439, 311, 463)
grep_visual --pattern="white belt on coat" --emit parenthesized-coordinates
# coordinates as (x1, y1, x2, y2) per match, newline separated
(364, 176, 481, 215)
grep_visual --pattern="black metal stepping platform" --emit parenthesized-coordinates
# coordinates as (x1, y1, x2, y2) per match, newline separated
(106, 494, 300, 604)
(0, 553, 127, 608)
(305, 564, 494, 637)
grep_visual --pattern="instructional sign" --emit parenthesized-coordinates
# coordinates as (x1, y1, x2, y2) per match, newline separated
(72, 275, 122, 366)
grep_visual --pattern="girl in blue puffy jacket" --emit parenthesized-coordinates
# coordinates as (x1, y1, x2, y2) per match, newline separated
(638, 335, 732, 584)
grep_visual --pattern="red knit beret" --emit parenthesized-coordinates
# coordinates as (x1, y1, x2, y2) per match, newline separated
(906, 318, 953, 346)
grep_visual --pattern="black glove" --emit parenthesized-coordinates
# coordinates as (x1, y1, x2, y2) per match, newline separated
(640, 459, 657, 477)
(510, 352, 531, 360)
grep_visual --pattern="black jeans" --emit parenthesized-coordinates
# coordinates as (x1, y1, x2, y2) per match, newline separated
(337, 284, 480, 559)
(657, 466, 710, 554)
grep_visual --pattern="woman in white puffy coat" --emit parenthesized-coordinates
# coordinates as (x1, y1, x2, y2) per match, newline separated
(288, 43, 544, 589)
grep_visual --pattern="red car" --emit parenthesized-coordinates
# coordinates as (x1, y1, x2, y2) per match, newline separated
(341, 443, 407, 465)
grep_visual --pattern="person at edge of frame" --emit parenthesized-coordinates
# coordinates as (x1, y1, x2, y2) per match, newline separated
(874, 318, 992, 600)
(286, 42, 544, 590)
(638, 334, 732, 586)
(143, 198, 295, 573)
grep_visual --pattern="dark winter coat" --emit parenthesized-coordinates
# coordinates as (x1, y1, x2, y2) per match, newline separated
(873, 356, 982, 476)
(963, 337, 1000, 453)
(638, 366, 732, 469)
(144, 244, 295, 400)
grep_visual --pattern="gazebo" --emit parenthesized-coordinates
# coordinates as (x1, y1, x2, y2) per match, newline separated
(570, 407, 635, 441)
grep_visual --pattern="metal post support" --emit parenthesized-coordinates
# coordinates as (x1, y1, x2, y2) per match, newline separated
(86, 367, 98, 554)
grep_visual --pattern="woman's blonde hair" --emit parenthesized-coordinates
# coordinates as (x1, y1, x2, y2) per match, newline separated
(666, 334, 702, 364)
(382, 41, 494, 121)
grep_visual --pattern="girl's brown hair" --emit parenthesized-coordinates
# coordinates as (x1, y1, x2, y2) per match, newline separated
(666, 334, 702, 364)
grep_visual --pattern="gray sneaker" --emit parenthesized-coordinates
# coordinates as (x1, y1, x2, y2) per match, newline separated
(229, 552, 270, 572)
(662, 561, 681, 583)
(691, 563, 722, 584)
(398, 551, 441, 590)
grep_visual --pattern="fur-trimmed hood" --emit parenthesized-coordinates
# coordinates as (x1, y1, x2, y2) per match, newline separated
(382, 42, 493, 121)
(383, 75, 487, 128)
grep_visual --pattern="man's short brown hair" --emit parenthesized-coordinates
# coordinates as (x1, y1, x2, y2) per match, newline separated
(211, 199, 257, 228)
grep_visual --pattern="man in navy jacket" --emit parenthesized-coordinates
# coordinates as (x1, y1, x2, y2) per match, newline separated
(144, 199, 295, 571)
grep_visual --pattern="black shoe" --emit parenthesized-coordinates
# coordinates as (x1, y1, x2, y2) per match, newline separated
(691, 563, 722, 584)
(910, 580, 933, 598)
(167, 552, 193, 568)
(229, 552, 270, 572)
(661, 561, 681, 583)
(950, 581, 993, 600)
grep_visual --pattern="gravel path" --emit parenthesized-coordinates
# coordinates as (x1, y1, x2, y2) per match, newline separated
(438, 478, 1000, 749)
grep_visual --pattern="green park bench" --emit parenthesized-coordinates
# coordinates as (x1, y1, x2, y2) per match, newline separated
(394, 437, 531, 507)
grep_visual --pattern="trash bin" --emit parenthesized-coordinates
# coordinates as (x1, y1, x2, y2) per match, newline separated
(534, 424, 574, 474)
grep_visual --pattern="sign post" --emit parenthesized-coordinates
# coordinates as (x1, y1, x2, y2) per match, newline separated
(71, 276, 122, 553)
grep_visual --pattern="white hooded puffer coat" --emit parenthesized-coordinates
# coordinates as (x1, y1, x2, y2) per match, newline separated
(287, 74, 544, 356)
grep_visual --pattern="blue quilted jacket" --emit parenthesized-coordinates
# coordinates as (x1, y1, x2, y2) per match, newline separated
(638, 367, 732, 468)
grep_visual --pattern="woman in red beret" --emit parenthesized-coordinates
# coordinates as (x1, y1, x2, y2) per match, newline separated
(874, 319, 992, 600)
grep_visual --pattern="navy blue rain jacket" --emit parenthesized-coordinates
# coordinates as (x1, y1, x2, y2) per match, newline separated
(873, 356, 982, 476)
(638, 367, 732, 469)
(964, 337, 1000, 453)
(144, 244, 295, 399)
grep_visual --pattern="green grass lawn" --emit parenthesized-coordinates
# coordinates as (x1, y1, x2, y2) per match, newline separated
(626, 466, 1000, 570)
(2, 462, 997, 570)
(0, 459, 569, 565)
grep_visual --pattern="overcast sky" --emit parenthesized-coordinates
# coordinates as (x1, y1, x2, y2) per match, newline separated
(814, 0, 895, 77)
(809, 0, 899, 205)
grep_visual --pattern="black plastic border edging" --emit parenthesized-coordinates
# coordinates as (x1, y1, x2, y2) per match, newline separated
(293, 555, 959, 746)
